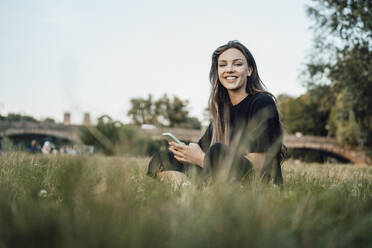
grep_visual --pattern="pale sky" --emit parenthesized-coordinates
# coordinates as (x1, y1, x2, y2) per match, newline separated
(0, 0, 314, 124)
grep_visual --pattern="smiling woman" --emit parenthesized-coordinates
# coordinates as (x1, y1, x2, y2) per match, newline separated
(147, 40, 286, 184)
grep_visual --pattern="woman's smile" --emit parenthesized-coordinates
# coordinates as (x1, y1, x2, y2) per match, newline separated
(225, 76, 238, 82)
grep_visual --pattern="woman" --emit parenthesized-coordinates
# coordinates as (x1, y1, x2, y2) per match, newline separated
(148, 40, 285, 184)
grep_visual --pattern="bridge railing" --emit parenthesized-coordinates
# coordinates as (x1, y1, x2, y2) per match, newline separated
(283, 135, 340, 146)
(0, 121, 79, 132)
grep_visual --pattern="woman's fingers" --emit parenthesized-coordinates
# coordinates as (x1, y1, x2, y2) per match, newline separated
(174, 155, 186, 163)
(169, 142, 190, 163)
(169, 141, 186, 151)
(169, 146, 185, 158)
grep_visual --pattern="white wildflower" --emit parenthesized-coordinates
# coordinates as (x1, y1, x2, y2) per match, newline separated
(39, 189, 48, 198)
(182, 181, 192, 187)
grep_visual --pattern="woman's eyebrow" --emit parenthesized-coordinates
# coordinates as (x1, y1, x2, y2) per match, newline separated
(218, 58, 244, 63)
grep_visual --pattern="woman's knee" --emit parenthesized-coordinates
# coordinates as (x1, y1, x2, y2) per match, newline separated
(204, 143, 253, 180)
(147, 151, 163, 177)
(231, 156, 253, 180)
(207, 142, 229, 155)
(147, 150, 184, 177)
(205, 143, 230, 162)
(203, 143, 229, 175)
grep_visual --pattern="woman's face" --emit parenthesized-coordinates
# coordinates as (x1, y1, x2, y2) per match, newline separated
(217, 48, 252, 93)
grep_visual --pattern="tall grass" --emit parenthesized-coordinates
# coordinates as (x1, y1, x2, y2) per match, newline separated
(0, 153, 371, 247)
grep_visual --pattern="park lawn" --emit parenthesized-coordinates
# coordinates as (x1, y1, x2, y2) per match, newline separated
(0, 152, 371, 248)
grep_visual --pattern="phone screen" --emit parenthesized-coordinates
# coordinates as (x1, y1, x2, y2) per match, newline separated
(161, 132, 185, 145)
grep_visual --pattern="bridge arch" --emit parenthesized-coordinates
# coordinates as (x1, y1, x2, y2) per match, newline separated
(0, 121, 80, 143)
(285, 147, 351, 163)
(283, 135, 370, 165)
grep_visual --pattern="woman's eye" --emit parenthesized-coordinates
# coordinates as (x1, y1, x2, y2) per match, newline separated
(235, 63, 243, 66)
(219, 64, 226, 67)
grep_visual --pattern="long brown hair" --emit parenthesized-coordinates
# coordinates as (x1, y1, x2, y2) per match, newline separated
(208, 40, 275, 144)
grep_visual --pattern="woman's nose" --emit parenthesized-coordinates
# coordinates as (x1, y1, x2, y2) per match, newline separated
(227, 64, 234, 72)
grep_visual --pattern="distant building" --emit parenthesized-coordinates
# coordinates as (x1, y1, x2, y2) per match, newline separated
(83, 113, 91, 125)
(64, 112, 71, 125)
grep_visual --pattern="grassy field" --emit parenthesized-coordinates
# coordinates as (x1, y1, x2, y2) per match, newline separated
(0, 153, 371, 248)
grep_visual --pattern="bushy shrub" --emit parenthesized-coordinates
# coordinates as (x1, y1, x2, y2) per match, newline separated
(79, 116, 161, 156)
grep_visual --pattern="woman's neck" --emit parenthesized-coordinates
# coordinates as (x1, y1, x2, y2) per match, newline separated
(228, 90, 249, 106)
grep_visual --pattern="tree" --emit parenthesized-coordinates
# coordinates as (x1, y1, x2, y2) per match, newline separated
(306, 0, 372, 49)
(182, 117, 202, 130)
(42, 118, 56, 124)
(304, 0, 372, 146)
(79, 115, 120, 155)
(278, 84, 335, 136)
(2, 113, 38, 122)
(127, 95, 156, 125)
(278, 92, 329, 136)
(79, 115, 161, 156)
(327, 90, 363, 145)
(127, 94, 201, 129)
(164, 96, 190, 128)
(154, 94, 171, 126)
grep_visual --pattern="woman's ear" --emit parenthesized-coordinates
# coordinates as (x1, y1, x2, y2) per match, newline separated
(248, 67, 253, 77)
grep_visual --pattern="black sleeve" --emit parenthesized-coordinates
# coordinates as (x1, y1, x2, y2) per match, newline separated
(197, 122, 212, 153)
(248, 95, 282, 153)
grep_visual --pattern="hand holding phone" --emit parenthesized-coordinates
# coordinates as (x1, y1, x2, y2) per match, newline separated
(162, 132, 185, 145)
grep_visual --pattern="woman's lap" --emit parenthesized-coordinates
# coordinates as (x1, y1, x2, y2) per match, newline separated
(147, 150, 188, 176)
(203, 143, 253, 180)
(147, 143, 252, 180)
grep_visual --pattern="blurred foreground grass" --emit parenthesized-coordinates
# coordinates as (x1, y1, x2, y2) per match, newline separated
(0, 153, 371, 248)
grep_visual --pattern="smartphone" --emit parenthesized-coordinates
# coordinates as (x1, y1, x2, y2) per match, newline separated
(161, 132, 185, 145)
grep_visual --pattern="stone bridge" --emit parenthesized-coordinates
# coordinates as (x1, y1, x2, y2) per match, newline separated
(1, 121, 371, 165)
(142, 127, 371, 165)
(283, 135, 371, 165)
(0, 121, 80, 142)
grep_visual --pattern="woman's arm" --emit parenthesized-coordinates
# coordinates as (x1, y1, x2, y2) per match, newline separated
(245, 153, 265, 171)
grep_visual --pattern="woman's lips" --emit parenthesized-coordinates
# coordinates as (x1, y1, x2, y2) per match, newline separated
(225, 76, 238, 82)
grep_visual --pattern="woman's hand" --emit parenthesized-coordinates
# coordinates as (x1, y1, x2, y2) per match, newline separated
(168, 142, 205, 167)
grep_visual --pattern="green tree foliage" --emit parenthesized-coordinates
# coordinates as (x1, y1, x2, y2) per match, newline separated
(127, 95, 156, 126)
(79, 115, 119, 155)
(127, 94, 201, 129)
(304, 0, 372, 146)
(306, 0, 372, 48)
(79, 115, 160, 156)
(1, 113, 38, 122)
(0, 136, 16, 151)
(166, 96, 190, 128)
(0, 113, 55, 124)
(278, 84, 333, 136)
(42, 118, 56, 124)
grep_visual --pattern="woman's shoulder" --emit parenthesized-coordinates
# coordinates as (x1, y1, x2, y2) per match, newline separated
(252, 93, 276, 104)
(250, 93, 277, 110)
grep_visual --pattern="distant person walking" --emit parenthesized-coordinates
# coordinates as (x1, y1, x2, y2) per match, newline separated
(41, 141, 52, 154)
(148, 40, 285, 184)
(27, 140, 40, 154)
